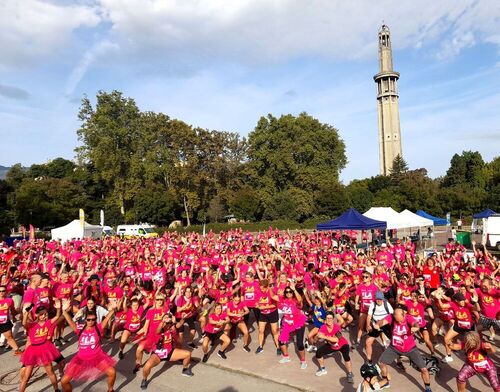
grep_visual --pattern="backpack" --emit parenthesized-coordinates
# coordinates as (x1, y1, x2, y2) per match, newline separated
(371, 299, 391, 318)
(410, 355, 440, 375)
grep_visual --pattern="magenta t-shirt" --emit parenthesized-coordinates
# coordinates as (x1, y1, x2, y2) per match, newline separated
(391, 315, 417, 352)
(319, 323, 348, 350)
(78, 324, 103, 358)
(356, 283, 378, 313)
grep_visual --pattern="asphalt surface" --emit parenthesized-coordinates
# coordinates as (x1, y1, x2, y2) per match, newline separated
(0, 320, 497, 392)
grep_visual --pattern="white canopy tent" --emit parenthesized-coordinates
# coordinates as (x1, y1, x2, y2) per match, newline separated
(51, 220, 102, 243)
(399, 209, 434, 227)
(363, 207, 412, 230)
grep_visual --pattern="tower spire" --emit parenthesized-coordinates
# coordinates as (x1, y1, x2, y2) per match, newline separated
(374, 24, 403, 176)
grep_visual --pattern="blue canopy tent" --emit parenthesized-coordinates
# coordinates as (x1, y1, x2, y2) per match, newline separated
(473, 208, 498, 219)
(416, 210, 447, 226)
(317, 208, 387, 231)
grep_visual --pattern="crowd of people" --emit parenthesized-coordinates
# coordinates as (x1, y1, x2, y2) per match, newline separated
(0, 228, 498, 392)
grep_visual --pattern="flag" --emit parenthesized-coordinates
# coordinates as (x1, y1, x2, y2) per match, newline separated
(79, 209, 85, 228)
(20, 226, 26, 239)
(29, 225, 35, 241)
(100, 209, 105, 227)
(202, 222, 206, 236)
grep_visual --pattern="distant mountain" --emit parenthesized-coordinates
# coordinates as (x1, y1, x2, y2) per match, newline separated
(0, 166, 11, 180)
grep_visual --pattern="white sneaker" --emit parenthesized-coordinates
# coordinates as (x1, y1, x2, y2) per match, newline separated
(307, 345, 316, 353)
(279, 356, 291, 363)
(442, 355, 453, 363)
(315, 368, 327, 376)
(300, 362, 308, 370)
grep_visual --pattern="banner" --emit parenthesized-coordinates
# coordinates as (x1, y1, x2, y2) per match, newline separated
(29, 225, 35, 241)
(446, 212, 451, 226)
(79, 209, 85, 228)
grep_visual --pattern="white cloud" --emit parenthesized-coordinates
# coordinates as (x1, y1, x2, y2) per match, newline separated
(0, 0, 101, 69)
(64, 40, 119, 98)
(97, 0, 500, 65)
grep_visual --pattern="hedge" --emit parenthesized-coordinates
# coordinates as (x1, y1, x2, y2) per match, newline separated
(155, 218, 330, 235)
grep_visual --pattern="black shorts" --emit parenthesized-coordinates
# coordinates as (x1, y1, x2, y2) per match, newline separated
(177, 316, 196, 331)
(259, 310, 279, 324)
(368, 323, 392, 338)
(205, 330, 224, 342)
(159, 350, 174, 362)
(453, 323, 474, 334)
(0, 321, 13, 334)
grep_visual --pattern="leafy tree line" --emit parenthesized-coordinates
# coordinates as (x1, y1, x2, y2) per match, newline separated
(0, 90, 498, 235)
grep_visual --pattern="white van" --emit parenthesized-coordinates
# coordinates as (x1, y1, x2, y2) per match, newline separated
(116, 224, 158, 238)
(485, 215, 500, 251)
(102, 226, 115, 236)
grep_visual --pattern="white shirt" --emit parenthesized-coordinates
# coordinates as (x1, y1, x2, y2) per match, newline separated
(367, 300, 393, 322)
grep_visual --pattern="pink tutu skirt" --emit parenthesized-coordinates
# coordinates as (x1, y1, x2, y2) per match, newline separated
(21, 341, 62, 366)
(140, 333, 160, 352)
(65, 350, 116, 381)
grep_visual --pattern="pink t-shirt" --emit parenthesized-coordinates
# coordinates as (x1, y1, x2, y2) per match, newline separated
(476, 288, 499, 319)
(78, 324, 104, 358)
(241, 281, 259, 308)
(0, 298, 13, 324)
(278, 298, 306, 328)
(204, 312, 227, 334)
(356, 283, 378, 313)
(124, 306, 144, 332)
(28, 320, 53, 345)
(319, 323, 348, 350)
(405, 300, 426, 328)
(226, 301, 245, 323)
(391, 315, 417, 353)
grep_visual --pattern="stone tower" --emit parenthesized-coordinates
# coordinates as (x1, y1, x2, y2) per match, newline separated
(374, 24, 402, 176)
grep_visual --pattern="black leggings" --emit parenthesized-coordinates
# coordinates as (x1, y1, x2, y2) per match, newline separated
(315, 343, 351, 362)
(279, 325, 306, 351)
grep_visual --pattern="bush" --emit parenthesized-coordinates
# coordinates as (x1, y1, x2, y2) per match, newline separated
(155, 218, 328, 235)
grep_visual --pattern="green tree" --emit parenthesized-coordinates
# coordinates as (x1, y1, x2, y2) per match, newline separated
(389, 154, 409, 179)
(442, 151, 487, 188)
(263, 187, 314, 222)
(345, 180, 374, 213)
(247, 113, 346, 195)
(206, 195, 227, 223)
(12, 178, 88, 228)
(314, 182, 350, 218)
(228, 187, 262, 221)
(5, 164, 26, 188)
(76, 91, 142, 217)
(0, 180, 15, 234)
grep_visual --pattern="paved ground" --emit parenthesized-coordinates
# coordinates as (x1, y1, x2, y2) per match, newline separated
(0, 321, 497, 392)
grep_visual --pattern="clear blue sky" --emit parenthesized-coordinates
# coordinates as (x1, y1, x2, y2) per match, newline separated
(1, 0, 499, 182)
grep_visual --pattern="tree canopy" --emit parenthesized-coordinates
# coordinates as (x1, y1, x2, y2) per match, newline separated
(1, 90, 497, 234)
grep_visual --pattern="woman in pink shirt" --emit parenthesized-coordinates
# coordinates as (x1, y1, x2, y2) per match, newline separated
(226, 293, 250, 351)
(61, 301, 117, 392)
(19, 303, 64, 392)
(140, 312, 194, 389)
(314, 312, 354, 383)
(201, 303, 230, 362)
(354, 271, 378, 347)
(277, 283, 307, 368)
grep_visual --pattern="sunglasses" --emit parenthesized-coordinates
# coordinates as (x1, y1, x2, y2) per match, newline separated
(285, 291, 293, 294)
(155, 299, 165, 302)
(0, 290, 6, 293)
(86, 318, 97, 321)
(362, 275, 370, 279)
